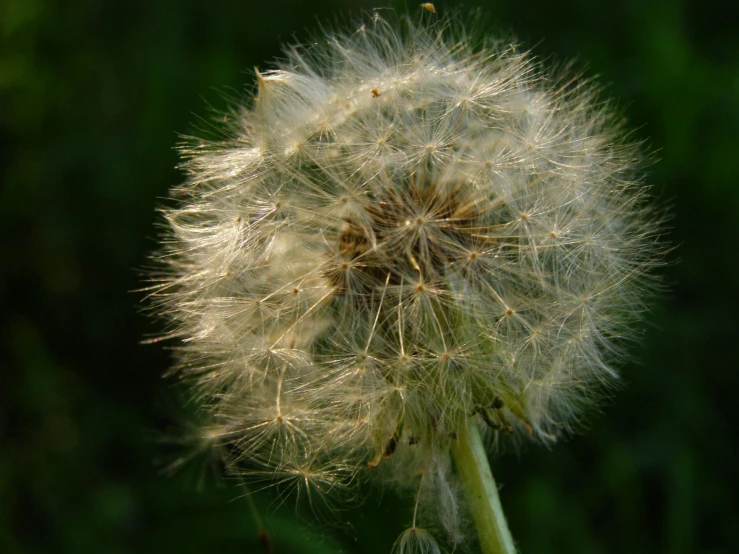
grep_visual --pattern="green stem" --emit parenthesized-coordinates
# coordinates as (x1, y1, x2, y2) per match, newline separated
(451, 417, 517, 554)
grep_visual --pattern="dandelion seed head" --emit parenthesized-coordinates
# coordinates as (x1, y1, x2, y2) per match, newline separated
(148, 9, 666, 549)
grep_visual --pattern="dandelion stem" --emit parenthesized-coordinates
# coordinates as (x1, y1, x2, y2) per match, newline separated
(451, 417, 517, 554)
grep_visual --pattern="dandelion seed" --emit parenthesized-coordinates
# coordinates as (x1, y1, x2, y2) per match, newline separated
(392, 527, 442, 554)
(147, 9, 666, 553)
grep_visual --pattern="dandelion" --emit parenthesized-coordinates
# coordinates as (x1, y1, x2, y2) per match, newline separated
(147, 8, 665, 553)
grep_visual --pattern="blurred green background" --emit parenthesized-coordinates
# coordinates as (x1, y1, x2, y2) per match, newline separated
(2, 0, 738, 552)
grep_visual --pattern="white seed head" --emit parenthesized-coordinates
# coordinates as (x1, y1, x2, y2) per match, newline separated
(148, 10, 665, 548)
